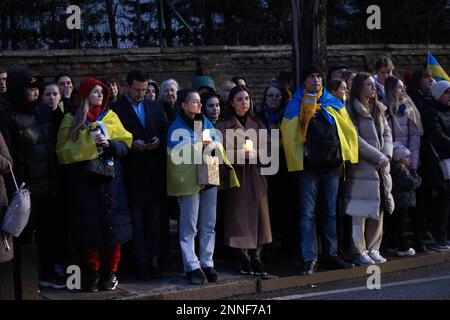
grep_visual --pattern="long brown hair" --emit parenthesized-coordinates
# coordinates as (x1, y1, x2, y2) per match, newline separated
(384, 75, 402, 134)
(69, 98, 90, 141)
(349, 72, 384, 124)
(226, 85, 256, 119)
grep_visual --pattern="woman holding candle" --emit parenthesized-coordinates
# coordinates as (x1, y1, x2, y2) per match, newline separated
(217, 85, 272, 276)
(166, 88, 239, 285)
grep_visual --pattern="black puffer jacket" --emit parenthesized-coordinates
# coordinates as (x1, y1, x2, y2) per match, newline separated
(390, 161, 422, 208)
(408, 88, 432, 115)
(421, 99, 450, 191)
(66, 139, 132, 247)
(0, 69, 60, 199)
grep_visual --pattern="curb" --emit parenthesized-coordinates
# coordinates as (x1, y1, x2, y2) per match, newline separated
(123, 252, 450, 300)
(260, 252, 450, 293)
(123, 279, 256, 300)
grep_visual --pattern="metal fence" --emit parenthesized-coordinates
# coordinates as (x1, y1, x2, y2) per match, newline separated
(1, 1, 449, 50)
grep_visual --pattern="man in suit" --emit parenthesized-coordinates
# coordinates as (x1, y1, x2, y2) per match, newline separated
(113, 69, 168, 280)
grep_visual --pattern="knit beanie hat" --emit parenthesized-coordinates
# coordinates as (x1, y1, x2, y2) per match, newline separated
(301, 65, 325, 84)
(76, 77, 110, 122)
(192, 75, 216, 93)
(431, 80, 450, 101)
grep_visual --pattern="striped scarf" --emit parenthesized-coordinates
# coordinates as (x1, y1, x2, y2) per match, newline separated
(299, 87, 323, 143)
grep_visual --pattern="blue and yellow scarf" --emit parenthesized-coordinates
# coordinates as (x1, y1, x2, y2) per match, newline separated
(281, 85, 358, 172)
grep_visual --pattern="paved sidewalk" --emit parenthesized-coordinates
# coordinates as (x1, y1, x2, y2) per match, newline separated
(39, 250, 450, 300)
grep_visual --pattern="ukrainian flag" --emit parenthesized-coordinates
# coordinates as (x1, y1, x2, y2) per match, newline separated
(166, 115, 239, 196)
(427, 52, 450, 82)
(56, 108, 133, 164)
(280, 86, 358, 172)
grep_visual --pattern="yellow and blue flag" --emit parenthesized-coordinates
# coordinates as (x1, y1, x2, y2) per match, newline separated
(56, 108, 133, 164)
(427, 52, 450, 82)
(166, 115, 239, 196)
(281, 86, 358, 172)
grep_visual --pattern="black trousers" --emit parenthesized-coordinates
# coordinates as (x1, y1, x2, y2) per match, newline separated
(17, 194, 67, 278)
(130, 200, 161, 268)
(431, 188, 450, 245)
(385, 207, 410, 251)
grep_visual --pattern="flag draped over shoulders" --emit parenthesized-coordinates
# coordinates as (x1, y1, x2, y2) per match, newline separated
(56, 108, 133, 164)
(427, 52, 450, 82)
(281, 85, 358, 172)
(167, 115, 239, 196)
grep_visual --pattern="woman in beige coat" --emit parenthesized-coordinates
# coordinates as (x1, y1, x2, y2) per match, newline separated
(217, 85, 272, 276)
(0, 131, 13, 264)
(0, 131, 14, 299)
(344, 72, 394, 266)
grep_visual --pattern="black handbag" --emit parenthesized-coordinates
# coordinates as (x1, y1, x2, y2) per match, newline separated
(85, 157, 115, 181)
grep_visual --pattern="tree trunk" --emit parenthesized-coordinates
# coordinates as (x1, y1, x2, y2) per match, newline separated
(291, 0, 326, 89)
(105, 0, 118, 48)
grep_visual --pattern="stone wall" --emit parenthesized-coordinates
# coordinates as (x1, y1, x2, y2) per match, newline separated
(1, 44, 449, 102)
(0, 46, 292, 104)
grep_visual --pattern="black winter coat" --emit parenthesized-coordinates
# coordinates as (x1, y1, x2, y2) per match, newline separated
(112, 95, 168, 203)
(0, 69, 61, 200)
(66, 140, 132, 247)
(408, 88, 432, 115)
(421, 100, 450, 191)
(0, 103, 62, 199)
(390, 161, 422, 209)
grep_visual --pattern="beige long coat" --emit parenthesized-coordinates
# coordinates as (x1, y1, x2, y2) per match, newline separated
(217, 115, 272, 249)
(0, 132, 13, 263)
(344, 99, 394, 219)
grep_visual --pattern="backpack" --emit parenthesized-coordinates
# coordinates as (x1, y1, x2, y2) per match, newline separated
(304, 111, 342, 169)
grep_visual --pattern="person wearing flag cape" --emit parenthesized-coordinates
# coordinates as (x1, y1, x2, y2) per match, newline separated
(167, 88, 239, 285)
(56, 77, 133, 292)
(281, 65, 358, 275)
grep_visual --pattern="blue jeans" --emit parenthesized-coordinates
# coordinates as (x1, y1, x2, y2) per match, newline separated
(298, 168, 339, 261)
(177, 187, 217, 272)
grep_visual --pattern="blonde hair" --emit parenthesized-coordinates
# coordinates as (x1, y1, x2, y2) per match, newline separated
(385, 75, 423, 136)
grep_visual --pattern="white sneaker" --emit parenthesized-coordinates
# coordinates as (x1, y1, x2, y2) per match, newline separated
(353, 251, 375, 266)
(397, 248, 416, 257)
(368, 250, 387, 264)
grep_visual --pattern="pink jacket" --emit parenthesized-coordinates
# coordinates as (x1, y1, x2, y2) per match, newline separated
(387, 106, 421, 171)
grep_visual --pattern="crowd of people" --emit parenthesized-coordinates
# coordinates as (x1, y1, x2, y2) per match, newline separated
(0, 54, 449, 296)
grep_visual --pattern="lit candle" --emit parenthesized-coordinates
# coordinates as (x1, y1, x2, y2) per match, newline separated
(202, 129, 212, 143)
(244, 138, 254, 152)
